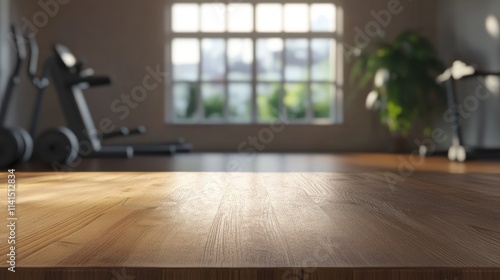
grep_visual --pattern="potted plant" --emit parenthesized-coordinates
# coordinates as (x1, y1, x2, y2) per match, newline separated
(350, 31, 445, 151)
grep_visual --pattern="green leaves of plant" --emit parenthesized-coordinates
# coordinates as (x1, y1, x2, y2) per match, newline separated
(350, 30, 446, 136)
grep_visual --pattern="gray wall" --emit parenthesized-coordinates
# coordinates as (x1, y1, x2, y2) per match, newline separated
(11, 0, 439, 152)
(0, 0, 9, 97)
(438, 0, 500, 148)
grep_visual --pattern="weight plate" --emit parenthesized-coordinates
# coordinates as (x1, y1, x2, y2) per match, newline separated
(36, 127, 79, 164)
(12, 127, 33, 162)
(0, 127, 25, 167)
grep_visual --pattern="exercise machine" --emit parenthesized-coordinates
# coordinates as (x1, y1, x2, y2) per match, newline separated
(437, 61, 500, 162)
(50, 44, 192, 155)
(33, 44, 191, 164)
(27, 33, 50, 137)
(0, 26, 33, 168)
(24, 33, 87, 165)
(33, 44, 134, 164)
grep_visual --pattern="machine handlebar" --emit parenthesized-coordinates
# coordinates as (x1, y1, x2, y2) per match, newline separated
(11, 25, 26, 77)
(27, 33, 38, 81)
(0, 26, 26, 125)
(70, 76, 112, 87)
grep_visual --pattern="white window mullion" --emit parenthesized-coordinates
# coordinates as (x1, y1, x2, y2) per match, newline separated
(280, 5, 286, 121)
(223, 40, 229, 123)
(306, 5, 314, 122)
(197, 5, 204, 123)
(280, 40, 286, 121)
(306, 38, 314, 122)
(251, 3, 258, 123)
(335, 5, 344, 124)
(223, 8, 229, 123)
(197, 57, 203, 122)
(165, 2, 174, 123)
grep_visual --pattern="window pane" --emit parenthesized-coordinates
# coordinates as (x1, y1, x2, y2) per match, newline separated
(174, 83, 198, 121)
(285, 39, 308, 81)
(311, 83, 333, 119)
(311, 4, 336, 32)
(257, 38, 283, 81)
(257, 83, 281, 122)
(202, 39, 225, 81)
(284, 83, 307, 120)
(228, 39, 252, 81)
(311, 39, 335, 81)
(172, 4, 199, 32)
(201, 4, 226, 32)
(284, 4, 308, 32)
(202, 83, 225, 121)
(172, 39, 199, 81)
(229, 83, 252, 122)
(228, 4, 253, 32)
(256, 4, 282, 32)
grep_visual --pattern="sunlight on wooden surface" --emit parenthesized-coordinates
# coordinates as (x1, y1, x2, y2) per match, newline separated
(0, 172, 499, 279)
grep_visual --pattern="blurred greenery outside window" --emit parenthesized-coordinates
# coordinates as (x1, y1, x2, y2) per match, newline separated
(169, 2, 341, 124)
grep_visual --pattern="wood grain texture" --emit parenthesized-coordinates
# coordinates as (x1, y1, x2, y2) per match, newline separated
(0, 172, 499, 280)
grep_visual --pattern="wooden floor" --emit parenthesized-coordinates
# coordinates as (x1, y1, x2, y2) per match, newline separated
(1, 169, 500, 279)
(14, 152, 500, 172)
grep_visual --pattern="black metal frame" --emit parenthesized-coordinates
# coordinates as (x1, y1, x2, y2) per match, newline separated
(47, 44, 192, 158)
(443, 71, 500, 162)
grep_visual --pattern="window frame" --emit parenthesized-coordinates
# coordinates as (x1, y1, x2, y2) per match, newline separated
(165, 0, 344, 125)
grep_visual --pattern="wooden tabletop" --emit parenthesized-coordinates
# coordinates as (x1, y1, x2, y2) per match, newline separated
(1, 172, 499, 279)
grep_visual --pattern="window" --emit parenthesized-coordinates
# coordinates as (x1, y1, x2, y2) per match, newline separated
(166, 1, 342, 124)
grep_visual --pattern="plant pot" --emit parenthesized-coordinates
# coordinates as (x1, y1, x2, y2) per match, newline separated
(390, 134, 409, 154)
